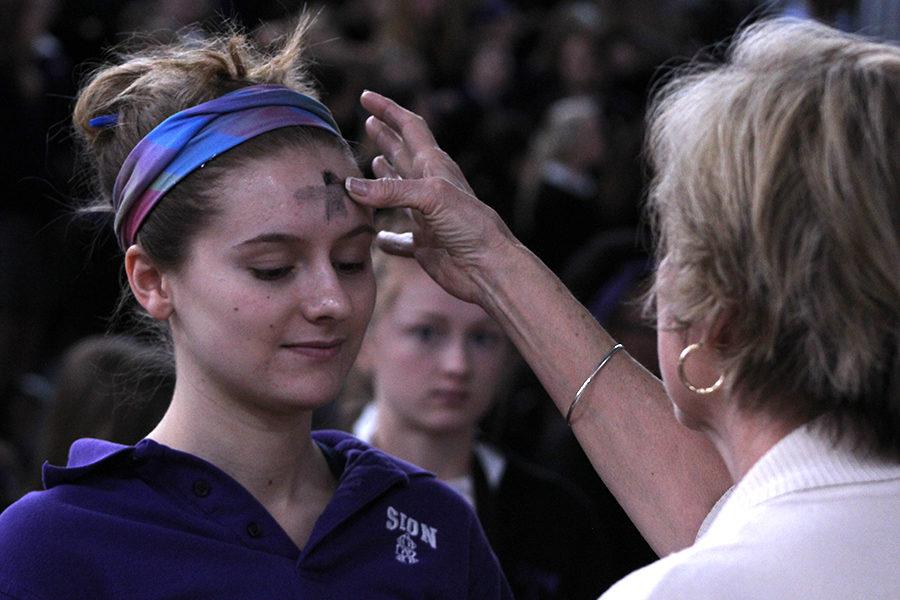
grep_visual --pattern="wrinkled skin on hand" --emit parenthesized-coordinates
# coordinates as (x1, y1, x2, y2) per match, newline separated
(345, 91, 518, 305)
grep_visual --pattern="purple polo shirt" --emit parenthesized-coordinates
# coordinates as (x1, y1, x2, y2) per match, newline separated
(0, 430, 512, 599)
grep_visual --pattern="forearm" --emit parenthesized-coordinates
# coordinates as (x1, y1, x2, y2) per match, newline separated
(349, 89, 732, 553)
(475, 241, 730, 555)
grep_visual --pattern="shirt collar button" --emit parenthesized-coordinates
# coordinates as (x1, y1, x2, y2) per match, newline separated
(246, 521, 262, 538)
(192, 480, 211, 497)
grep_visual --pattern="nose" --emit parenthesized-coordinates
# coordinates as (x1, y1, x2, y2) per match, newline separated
(298, 265, 352, 323)
(440, 337, 471, 379)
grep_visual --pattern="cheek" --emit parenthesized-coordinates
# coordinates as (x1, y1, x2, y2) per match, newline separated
(370, 323, 424, 376)
(469, 346, 509, 399)
(474, 350, 507, 385)
(180, 276, 255, 333)
(372, 342, 434, 402)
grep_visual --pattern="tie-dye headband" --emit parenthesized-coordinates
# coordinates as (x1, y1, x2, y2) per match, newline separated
(108, 84, 343, 249)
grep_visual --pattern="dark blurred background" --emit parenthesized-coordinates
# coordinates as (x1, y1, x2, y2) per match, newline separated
(1, 0, 897, 529)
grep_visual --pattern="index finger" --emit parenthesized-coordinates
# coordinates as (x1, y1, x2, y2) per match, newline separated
(360, 90, 438, 152)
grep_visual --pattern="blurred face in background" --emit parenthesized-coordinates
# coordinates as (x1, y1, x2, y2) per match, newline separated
(363, 260, 511, 435)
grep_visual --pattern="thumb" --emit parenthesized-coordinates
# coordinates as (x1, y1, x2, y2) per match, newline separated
(375, 231, 415, 257)
(345, 177, 435, 213)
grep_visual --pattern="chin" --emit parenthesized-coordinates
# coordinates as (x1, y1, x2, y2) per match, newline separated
(416, 415, 478, 437)
(264, 380, 343, 414)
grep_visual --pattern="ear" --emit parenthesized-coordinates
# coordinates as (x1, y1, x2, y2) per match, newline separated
(124, 245, 174, 321)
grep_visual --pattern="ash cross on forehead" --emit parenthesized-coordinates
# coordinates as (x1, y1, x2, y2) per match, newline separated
(322, 170, 349, 222)
(292, 170, 350, 222)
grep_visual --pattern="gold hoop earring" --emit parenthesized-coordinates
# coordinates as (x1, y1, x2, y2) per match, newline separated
(677, 342, 724, 394)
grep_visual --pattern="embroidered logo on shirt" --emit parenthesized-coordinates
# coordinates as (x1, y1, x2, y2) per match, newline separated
(386, 505, 438, 564)
(395, 532, 419, 564)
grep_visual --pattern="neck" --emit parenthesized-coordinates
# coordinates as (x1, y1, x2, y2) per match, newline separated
(147, 374, 330, 509)
(371, 403, 475, 481)
(704, 399, 805, 483)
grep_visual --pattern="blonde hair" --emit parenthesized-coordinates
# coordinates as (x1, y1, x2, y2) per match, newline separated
(516, 95, 601, 235)
(645, 19, 899, 457)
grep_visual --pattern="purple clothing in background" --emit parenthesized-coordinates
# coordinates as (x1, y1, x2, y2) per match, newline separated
(0, 430, 511, 599)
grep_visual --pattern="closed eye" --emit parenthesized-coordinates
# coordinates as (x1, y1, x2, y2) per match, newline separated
(334, 261, 368, 275)
(251, 267, 293, 281)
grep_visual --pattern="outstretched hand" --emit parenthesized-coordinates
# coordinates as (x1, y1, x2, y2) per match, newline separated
(345, 90, 519, 305)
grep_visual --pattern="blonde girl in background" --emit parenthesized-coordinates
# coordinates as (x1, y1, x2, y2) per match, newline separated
(348, 211, 615, 599)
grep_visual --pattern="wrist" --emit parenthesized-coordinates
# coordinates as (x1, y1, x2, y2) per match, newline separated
(470, 237, 539, 320)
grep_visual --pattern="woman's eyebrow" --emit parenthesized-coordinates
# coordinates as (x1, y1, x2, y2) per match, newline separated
(404, 311, 447, 323)
(235, 225, 375, 248)
(234, 232, 298, 247)
(338, 224, 376, 240)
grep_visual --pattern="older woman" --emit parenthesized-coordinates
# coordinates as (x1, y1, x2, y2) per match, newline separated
(345, 18, 899, 599)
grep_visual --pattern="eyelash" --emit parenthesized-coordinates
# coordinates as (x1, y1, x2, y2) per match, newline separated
(251, 267, 293, 281)
(335, 261, 366, 275)
(408, 326, 501, 349)
(250, 261, 367, 282)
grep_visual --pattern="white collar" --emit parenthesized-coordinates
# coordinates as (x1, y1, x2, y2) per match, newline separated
(351, 402, 507, 490)
(700, 421, 900, 539)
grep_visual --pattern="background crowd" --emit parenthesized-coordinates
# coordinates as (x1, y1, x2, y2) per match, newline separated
(1, 0, 897, 591)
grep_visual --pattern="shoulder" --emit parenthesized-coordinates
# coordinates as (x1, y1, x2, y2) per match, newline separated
(316, 430, 466, 498)
(0, 490, 96, 598)
(312, 432, 512, 596)
(604, 485, 900, 600)
(315, 429, 482, 526)
(0, 489, 73, 551)
(599, 540, 755, 600)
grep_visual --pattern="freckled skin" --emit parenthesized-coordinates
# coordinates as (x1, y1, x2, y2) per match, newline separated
(160, 145, 375, 413)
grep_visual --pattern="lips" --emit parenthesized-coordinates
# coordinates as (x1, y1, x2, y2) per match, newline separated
(281, 339, 344, 360)
(430, 389, 470, 405)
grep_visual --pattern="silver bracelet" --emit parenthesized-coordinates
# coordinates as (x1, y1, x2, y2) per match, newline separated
(566, 343, 625, 425)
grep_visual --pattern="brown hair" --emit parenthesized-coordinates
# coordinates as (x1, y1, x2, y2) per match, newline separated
(72, 14, 349, 269)
(645, 19, 899, 457)
(39, 335, 174, 470)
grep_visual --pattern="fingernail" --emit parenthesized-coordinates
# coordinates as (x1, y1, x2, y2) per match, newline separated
(345, 177, 368, 196)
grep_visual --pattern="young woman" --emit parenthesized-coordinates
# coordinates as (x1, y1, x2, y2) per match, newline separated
(0, 20, 511, 599)
(347, 212, 615, 599)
